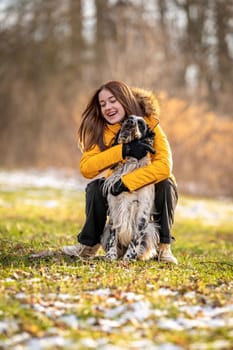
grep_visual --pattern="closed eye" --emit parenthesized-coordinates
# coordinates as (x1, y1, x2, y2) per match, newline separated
(99, 97, 117, 108)
(109, 97, 117, 103)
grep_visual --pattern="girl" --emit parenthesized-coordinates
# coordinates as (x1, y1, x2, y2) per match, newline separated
(62, 81, 178, 264)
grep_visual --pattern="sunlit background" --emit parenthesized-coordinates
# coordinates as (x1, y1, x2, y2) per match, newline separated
(0, 0, 232, 197)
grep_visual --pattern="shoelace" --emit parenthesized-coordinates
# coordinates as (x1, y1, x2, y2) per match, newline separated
(158, 249, 163, 262)
(158, 246, 169, 262)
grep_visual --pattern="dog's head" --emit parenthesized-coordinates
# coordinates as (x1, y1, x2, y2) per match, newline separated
(117, 115, 155, 146)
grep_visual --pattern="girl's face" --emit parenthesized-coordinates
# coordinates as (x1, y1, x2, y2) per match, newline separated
(98, 88, 126, 124)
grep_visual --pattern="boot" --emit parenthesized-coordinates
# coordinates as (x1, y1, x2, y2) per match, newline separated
(158, 243, 178, 264)
(61, 243, 100, 258)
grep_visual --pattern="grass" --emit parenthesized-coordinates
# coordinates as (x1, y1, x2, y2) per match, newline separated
(0, 187, 233, 350)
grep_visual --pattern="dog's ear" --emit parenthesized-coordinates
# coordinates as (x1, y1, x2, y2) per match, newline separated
(142, 127, 155, 147)
(137, 118, 147, 137)
(146, 128, 155, 140)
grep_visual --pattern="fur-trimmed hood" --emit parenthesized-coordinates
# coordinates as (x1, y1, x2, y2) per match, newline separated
(132, 87, 160, 120)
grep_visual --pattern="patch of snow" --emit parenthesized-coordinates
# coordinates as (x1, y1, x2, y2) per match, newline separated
(158, 318, 184, 331)
(87, 288, 112, 296)
(176, 198, 233, 225)
(180, 304, 233, 318)
(15, 292, 27, 299)
(79, 337, 98, 348)
(0, 168, 88, 191)
(0, 332, 30, 347)
(26, 335, 69, 349)
(157, 288, 178, 296)
(98, 318, 124, 330)
(121, 292, 144, 301)
(157, 344, 183, 350)
(0, 320, 19, 334)
(190, 339, 232, 350)
(59, 314, 79, 329)
(183, 291, 196, 299)
(105, 305, 126, 318)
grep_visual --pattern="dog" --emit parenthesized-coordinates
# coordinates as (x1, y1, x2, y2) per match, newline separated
(101, 115, 160, 261)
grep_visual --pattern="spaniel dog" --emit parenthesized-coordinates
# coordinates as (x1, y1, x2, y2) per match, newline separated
(101, 115, 159, 261)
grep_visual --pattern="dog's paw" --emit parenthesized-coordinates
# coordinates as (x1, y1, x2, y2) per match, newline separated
(123, 252, 137, 261)
(105, 255, 118, 261)
(105, 250, 118, 261)
(123, 245, 137, 260)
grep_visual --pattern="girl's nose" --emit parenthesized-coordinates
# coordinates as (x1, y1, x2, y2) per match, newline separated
(104, 101, 111, 110)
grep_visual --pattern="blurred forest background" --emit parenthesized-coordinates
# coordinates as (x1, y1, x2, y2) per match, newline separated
(0, 0, 232, 197)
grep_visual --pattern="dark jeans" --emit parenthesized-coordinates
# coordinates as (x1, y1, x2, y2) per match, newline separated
(77, 178, 178, 246)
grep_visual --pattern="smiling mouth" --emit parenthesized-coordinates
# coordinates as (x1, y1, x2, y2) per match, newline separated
(107, 111, 117, 117)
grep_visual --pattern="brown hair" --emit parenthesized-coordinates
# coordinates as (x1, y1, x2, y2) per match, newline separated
(78, 81, 143, 151)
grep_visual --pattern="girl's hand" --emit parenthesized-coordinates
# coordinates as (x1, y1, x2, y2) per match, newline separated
(122, 140, 155, 160)
(110, 179, 129, 196)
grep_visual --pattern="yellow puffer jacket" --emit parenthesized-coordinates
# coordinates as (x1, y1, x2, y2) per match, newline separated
(80, 88, 176, 192)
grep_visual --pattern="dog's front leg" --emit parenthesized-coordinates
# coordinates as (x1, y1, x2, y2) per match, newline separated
(123, 239, 137, 260)
(122, 215, 147, 261)
(135, 224, 160, 261)
(105, 228, 118, 261)
(123, 229, 151, 261)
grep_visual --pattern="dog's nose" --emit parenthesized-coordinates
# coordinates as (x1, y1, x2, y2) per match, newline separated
(127, 118, 134, 125)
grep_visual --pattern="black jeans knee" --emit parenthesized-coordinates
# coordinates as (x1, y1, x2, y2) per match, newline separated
(153, 178, 178, 243)
(77, 178, 107, 246)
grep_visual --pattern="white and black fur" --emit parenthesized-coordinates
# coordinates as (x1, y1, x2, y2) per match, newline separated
(101, 115, 160, 261)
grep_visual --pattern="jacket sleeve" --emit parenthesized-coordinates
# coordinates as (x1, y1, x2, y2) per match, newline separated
(121, 125, 173, 191)
(80, 144, 123, 179)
